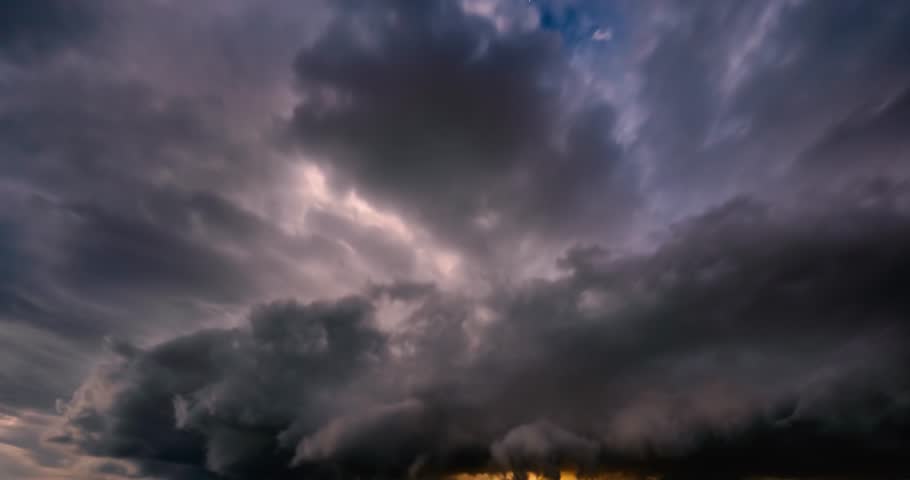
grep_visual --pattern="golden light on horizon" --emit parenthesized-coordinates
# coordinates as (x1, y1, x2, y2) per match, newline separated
(449, 471, 659, 480)
(449, 474, 807, 480)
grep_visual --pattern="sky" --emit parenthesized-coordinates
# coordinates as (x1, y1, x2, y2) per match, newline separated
(0, 0, 909, 479)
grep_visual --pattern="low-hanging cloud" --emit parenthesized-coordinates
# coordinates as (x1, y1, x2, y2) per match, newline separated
(52, 186, 910, 479)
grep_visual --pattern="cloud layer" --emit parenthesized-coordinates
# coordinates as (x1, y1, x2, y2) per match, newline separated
(51, 189, 910, 479)
(1, 0, 909, 479)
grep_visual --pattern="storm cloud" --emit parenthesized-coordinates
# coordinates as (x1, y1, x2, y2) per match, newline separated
(289, 0, 639, 260)
(49, 187, 910, 480)
(2, 0, 909, 479)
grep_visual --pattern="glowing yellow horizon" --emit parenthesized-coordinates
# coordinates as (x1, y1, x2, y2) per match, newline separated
(450, 473, 800, 480)
(449, 472, 658, 480)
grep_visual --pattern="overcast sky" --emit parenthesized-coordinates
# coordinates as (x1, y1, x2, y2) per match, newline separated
(1, 1, 909, 479)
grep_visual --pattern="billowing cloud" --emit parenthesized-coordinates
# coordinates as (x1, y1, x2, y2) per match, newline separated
(50, 187, 910, 479)
(289, 0, 640, 260)
(1, 0, 909, 479)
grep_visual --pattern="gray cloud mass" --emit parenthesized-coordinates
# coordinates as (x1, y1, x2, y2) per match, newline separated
(1, 0, 909, 479)
(290, 0, 640, 260)
(47, 188, 910, 479)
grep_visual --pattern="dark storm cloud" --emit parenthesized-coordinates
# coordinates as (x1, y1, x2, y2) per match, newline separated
(0, 164, 394, 355)
(290, 0, 638, 256)
(0, 0, 99, 64)
(2, 0, 909, 478)
(52, 297, 388, 480)
(0, 72, 265, 204)
(59, 202, 259, 301)
(470, 190, 910, 474)
(0, 0, 398, 420)
(53, 186, 910, 479)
